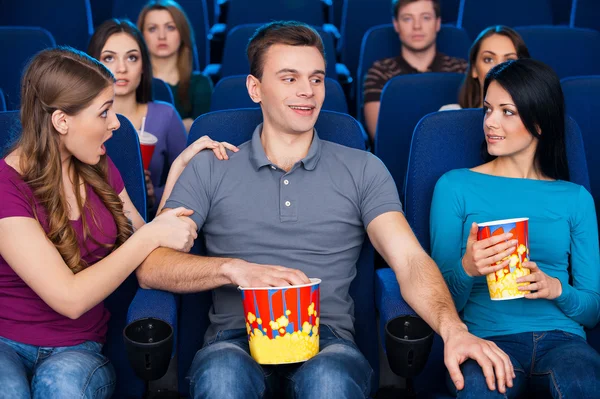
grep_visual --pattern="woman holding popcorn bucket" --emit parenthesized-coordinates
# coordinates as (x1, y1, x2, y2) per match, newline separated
(430, 58, 600, 398)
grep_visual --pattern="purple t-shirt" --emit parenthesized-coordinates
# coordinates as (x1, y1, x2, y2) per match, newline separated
(145, 101, 187, 212)
(0, 156, 125, 346)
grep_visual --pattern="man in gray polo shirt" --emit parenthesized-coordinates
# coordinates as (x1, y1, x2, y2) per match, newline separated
(137, 21, 515, 399)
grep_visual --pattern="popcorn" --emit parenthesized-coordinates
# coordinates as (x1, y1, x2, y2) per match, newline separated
(248, 306, 320, 364)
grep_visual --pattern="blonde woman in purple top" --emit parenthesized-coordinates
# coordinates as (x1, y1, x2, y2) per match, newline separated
(0, 47, 236, 398)
(88, 19, 188, 217)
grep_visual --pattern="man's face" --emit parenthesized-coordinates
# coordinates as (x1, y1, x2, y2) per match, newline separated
(393, 0, 441, 53)
(247, 44, 326, 136)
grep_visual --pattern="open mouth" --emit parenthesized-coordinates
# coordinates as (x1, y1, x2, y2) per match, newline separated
(115, 79, 129, 86)
(487, 135, 505, 141)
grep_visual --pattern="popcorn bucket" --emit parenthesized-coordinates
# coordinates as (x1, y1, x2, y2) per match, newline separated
(478, 218, 530, 300)
(239, 278, 321, 364)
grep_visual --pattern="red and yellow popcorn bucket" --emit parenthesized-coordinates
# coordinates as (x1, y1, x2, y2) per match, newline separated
(478, 218, 530, 300)
(239, 278, 321, 364)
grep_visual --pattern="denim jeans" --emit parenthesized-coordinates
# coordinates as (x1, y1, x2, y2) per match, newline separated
(447, 330, 600, 398)
(0, 335, 115, 399)
(187, 324, 373, 398)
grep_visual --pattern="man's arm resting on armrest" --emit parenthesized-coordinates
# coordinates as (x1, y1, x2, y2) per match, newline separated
(367, 211, 515, 393)
(367, 211, 464, 339)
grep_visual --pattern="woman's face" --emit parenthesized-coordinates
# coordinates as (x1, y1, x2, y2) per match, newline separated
(143, 9, 181, 59)
(99, 33, 143, 98)
(58, 86, 120, 165)
(473, 34, 519, 89)
(483, 81, 537, 160)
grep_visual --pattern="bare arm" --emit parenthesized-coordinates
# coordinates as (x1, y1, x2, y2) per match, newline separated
(363, 101, 380, 142)
(367, 211, 464, 339)
(0, 188, 195, 320)
(136, 210, 310, 292)
(0, 215, 155, 320)
(367, 211, 515, 393)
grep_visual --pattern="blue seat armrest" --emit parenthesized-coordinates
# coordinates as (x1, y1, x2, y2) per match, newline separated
(375, 267, 417, 351)
(203, 64, 221, 82)
(127, 288, 177, 331)
(127, 288, 178, 357)
(335, 63, 352, 85)
(208, 23, 226, 41)
(323, 23, 340, 41)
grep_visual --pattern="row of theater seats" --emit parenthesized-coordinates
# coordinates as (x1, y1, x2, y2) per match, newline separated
(0, 22, 599, 235)
(1, 0, 599, 85)
(1, 23, 600, 112)
(1, 105, 598, 398)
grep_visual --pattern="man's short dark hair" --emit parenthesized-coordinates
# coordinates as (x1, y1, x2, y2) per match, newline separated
(392, 0, 441, 19)
(246, 21, 326, 80)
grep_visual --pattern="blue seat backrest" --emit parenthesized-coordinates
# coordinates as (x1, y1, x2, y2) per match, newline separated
(0, 0, 93, 50)
(220, 24, 338, 80)
(210, 76, 348, 114)
(552, 0, 576, 25)
(111, 0, 207, 70)
(0, 89, 6, 112)
(226, 0, 325, 27)
(104, 114, 148, 221)
(515, 26, 600, 79)
(441, 0, 461, 23)
(570, 0, 600, 32)
(0, 110, 145, 397)
(152, 78, 175, 105)
(0, 111, 21, 157)
(0, 27, 56, 111)
(356, 24, 470, 122)
(374, 73, 464, 199)
(177, 109, 378, 396)
(562, 75, 600, 225)
(457, 0, 553, 39)
(339, 0, 392, 81)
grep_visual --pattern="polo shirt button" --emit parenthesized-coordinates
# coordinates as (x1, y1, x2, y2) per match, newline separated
(284, 179, 289, 185)
(285, 201, 291, 207)
(271, 165, 276, 170)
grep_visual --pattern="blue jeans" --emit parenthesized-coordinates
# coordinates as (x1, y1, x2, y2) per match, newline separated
(187, 324, 373, 398)
(447, 330, 600, 398)
(0, 336, 115, 399)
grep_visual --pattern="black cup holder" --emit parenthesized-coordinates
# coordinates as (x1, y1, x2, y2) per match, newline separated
(385, 315, 434, 379)
(123, 317, 173, 382)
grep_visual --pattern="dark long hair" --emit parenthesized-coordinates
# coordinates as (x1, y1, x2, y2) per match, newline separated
(482, 59, 569, 181)
(87, 19, 153, 103)
(459, 26, 529, 108)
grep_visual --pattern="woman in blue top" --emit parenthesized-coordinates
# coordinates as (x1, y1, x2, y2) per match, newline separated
(430, 58, 600, 398)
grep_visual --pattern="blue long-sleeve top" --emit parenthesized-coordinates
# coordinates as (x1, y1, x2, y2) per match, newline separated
(430, 169, 600, 339)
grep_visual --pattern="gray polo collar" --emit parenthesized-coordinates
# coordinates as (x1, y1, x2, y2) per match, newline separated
(249, 123, 322, 171)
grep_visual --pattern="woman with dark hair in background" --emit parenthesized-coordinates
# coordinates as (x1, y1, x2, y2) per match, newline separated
(440, 26, 529, 111)
(88, 18, 188, 217)
(138, 0, 212, 131)
(431, 59, 600, 398)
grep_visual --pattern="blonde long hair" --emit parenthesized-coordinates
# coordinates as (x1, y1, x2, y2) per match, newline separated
(15, 47, 133, 273)
(138, 0, 194, 113)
